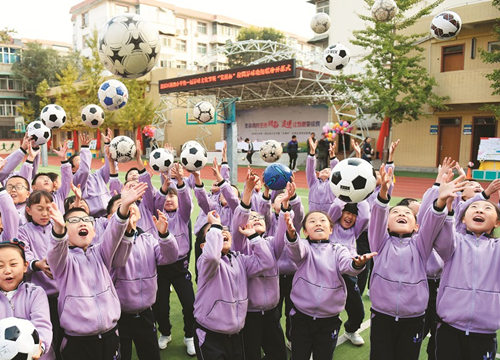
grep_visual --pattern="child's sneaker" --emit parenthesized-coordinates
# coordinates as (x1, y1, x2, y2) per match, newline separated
(158, 334, 172, 350)
(344, 331, 365, 346)
(184, 337, 196, 356)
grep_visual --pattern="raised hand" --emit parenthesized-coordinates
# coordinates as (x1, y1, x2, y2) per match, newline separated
(79, 133, 92, 147)
(222, 140, 227, 163)
(0, 157, 6, 174)
(127, 204, 139, 233)
(239, 223, 257, 237)
(170, 163, 184, 184)
(211, 157, 223, 182)
(485, 178, 500, 197)
(101, 128, 113, 144)
(308, 137, 317, 155)
(353, 252, 378, 267)
(135, 139, 143, 161)
(120, 182, 148, 213)
(437, 173, 467, 208)
(284, 212, 296, 239)
(379, 164, 393, 200)
(282, 181, 296, 209)
(160, 172, 171, 192)
(153, 210, 169, 234)
(70, 182, 83, 207)
(436, 157, 456, 183)
(53, 140, 69, 160)
(207, 210, 221, 225)
(351, 139, 361, 158)
(388, 139, 400, 162)
(48, 202, 65, 235)
(21, 134, 30, 151)
(328, 141, 336, 158)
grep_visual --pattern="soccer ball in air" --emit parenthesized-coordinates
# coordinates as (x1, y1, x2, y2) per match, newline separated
(109, 136, 136, 163)
(149, 148, 174, 172)
(263, 163, 293, 191)
(310, 12, 331, 34)
(430, 11, 462, 40)
(371, 0, 399, 22)
(98, 79, 129, 111)
(323, 43, 351, 71)
(0, 317, 40, 360)
(181, 140, 200, 152)
(27, 121, 51, 146)
(40, 104, 66, 129)
(329, 158, 377, 203)
(193, 101, 215, 124)
(259, 140, 283, 163)
(81, 104, 105, 128)
(98, 13, 161, 78)
(180, 141, 207, 172)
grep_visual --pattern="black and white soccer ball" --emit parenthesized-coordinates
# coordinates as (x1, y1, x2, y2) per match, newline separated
(329, 158, 377, 203)
(180, 141, 207, 172)
(193, 101, 215, 124)
(26, 121, 51, 146)
(0, 317, 40, 360)
(310, 12, 331, 34)
(81, 104, 105, 128)
(259, 140, 283, 163)
(181, 140, 200, 152)
(371, 0, 399, 22)
(323, 43, 351, 71)
(98, 13, 161, 79)
(149, 148, 174, 172)
(40, 104, 66, 129)
(430, 11, 462, 40)
(109, 135, 136, 163)
(98, 79, 129, 111)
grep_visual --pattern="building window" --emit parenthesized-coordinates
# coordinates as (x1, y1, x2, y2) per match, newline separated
(161, 36, 174, 48)
(212, 23, 218, 35)
(82, 12, 89, 27)
(115, 4, 129, 14)
(160, 60, 168, 68)
(221, 25, 231, 36)
(441, 44, 464, 72)
(197, 43, 207, 54)
(0, 77, 22, 91)
(0, 100, 19, 117)
(317, 0, 329, 14)
(176, 39, 187, 52)
(197, 22, 207, 34)
(176, 60, 187, 69)
(0, 48, 19, 64)
(488, 41, 500, 53)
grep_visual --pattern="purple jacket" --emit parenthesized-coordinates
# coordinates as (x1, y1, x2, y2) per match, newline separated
(73, 147, 112, 217)
(16, 202, 28, 225)
(286, 234, 363, 318)
(136, 170, 166, 237)
(53, 162, 72, 214)
(162, 183, 192, 260)
(365, 162, 395, 209)
(193, 225, 274, 334)
(306, 155, 337, 212)
(20, 222, 57, 296)
(0, 148, 27, 184)
(112, 230, 179, 313)
(193, 191, 220, 235)
(47, 212, 132, 336)
(368, 194, 447, 319)
(0, 282, 53, 360)
(328, 198, 370, 256)
(436, 212, 500, 334)
(0, 188, 19, 241)
(194, 180, 239, 231)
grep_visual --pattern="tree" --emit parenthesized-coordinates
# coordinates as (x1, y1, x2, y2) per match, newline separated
(227, 26, 285, 68)
(0, 28, 16, 44)
(112, 79, 154, 132)
(16, 80, 50, 122)
(481, 0, 500, 119)
(331, 0, 449, 161)
(81, 30, 105, 104)
(55, 64, 84, 131)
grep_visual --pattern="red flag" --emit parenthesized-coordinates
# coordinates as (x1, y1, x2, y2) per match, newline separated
(96, 130, 101, 150)
(376, 118, 390, 159)
(73, 130, 79, 150)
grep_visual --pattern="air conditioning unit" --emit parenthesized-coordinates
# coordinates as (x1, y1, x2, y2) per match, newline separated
(194, 32, 199, 37)
(184, 29, 188, 35)
(176, 29, 181, 35)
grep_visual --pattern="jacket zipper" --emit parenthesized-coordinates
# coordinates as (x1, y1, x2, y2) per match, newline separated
(395, 235, 404, 321)
(466, 238, 479, 335)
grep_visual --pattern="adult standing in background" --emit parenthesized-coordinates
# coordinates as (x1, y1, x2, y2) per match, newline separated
(361, 137, 374, 163)
(243, 138, 254, 165)
(287, 135, 299, 172)
(316, 133, 329, 170)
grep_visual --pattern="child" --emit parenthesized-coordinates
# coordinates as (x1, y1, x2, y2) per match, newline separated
(368, 165, 464, 360)
(193, 210, 274, 360)
(284, 210, 375, 360)
(46, 182, 147, 360)
(153, 163, 197, 355)
(107, 195, 179, 360)
(434, 183, 500, 359)
(0, 185, 20, 241)
(306, 138, 337, 212)
(0, 239, 52, 359)
(328, 198, 370, 346)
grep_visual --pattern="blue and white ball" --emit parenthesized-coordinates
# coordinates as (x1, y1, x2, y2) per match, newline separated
(98, 79, 128, 111)
(263, 163, 293, 191)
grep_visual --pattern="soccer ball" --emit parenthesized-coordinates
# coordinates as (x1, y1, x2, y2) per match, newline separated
(149, 148, 174, 172)
(0, 317, 40, 360)
(98, 13, 161, 78)
(98, 80, 128, 111)
(181, 140, 200, 152)
(329, 158, 377, 203)
(26, 121, 51, 146)
(430, 11, 462, 40)
(81, 104, 105, 128)
(193, 101, 215, 124)
(180, 141, 207, 172)
(310, 12, 331, 34)
(323, 43, 351, 71)
(371, 0, 399, 22)
(259, 140, 283, 163)
(109, 136, 136, 163)
(263, 164, 293, 191)
(40, 104, 66, 129)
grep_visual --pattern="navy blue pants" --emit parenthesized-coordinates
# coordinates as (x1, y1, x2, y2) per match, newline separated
(61, 326, 120, 360)
(193, 322, 244, 360)
(118, 308, 161, 360)
(342, 274, 365, 333)
(423, 278, 440, 360)
(277, 274, 294, 342)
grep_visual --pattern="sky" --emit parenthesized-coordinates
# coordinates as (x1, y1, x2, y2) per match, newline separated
(0, 0, 317, 44)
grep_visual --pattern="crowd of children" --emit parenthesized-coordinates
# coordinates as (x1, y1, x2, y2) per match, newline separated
(0, 132, 499, 360)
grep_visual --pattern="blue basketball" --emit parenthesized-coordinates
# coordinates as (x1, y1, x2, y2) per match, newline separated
(263, 163, 293, 190)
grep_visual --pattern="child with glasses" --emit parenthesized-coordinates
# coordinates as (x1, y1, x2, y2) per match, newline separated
(0, 239, 52, 359)
(47, 182, 147, 360)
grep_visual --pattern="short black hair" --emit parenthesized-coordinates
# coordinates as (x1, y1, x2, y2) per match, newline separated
(107, 194, 122, 215)
(68, 154, 79, 169)
(165, 187, 178, 196)
(47, 172, 59, 183)
(0, 241, 26, 262)
(194, 223, 211, 283)
(6, 175, 29, 189)
(292, 135, 297, 138)
(64, 195, 89, 214)
(125, 167, 140, 181)
(397, 198, 419, 206)
(244, 138, 250, 142)
(63, 207, 89, 221)
(31, 173, 51, 186)
(25, 190, 53, 223)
